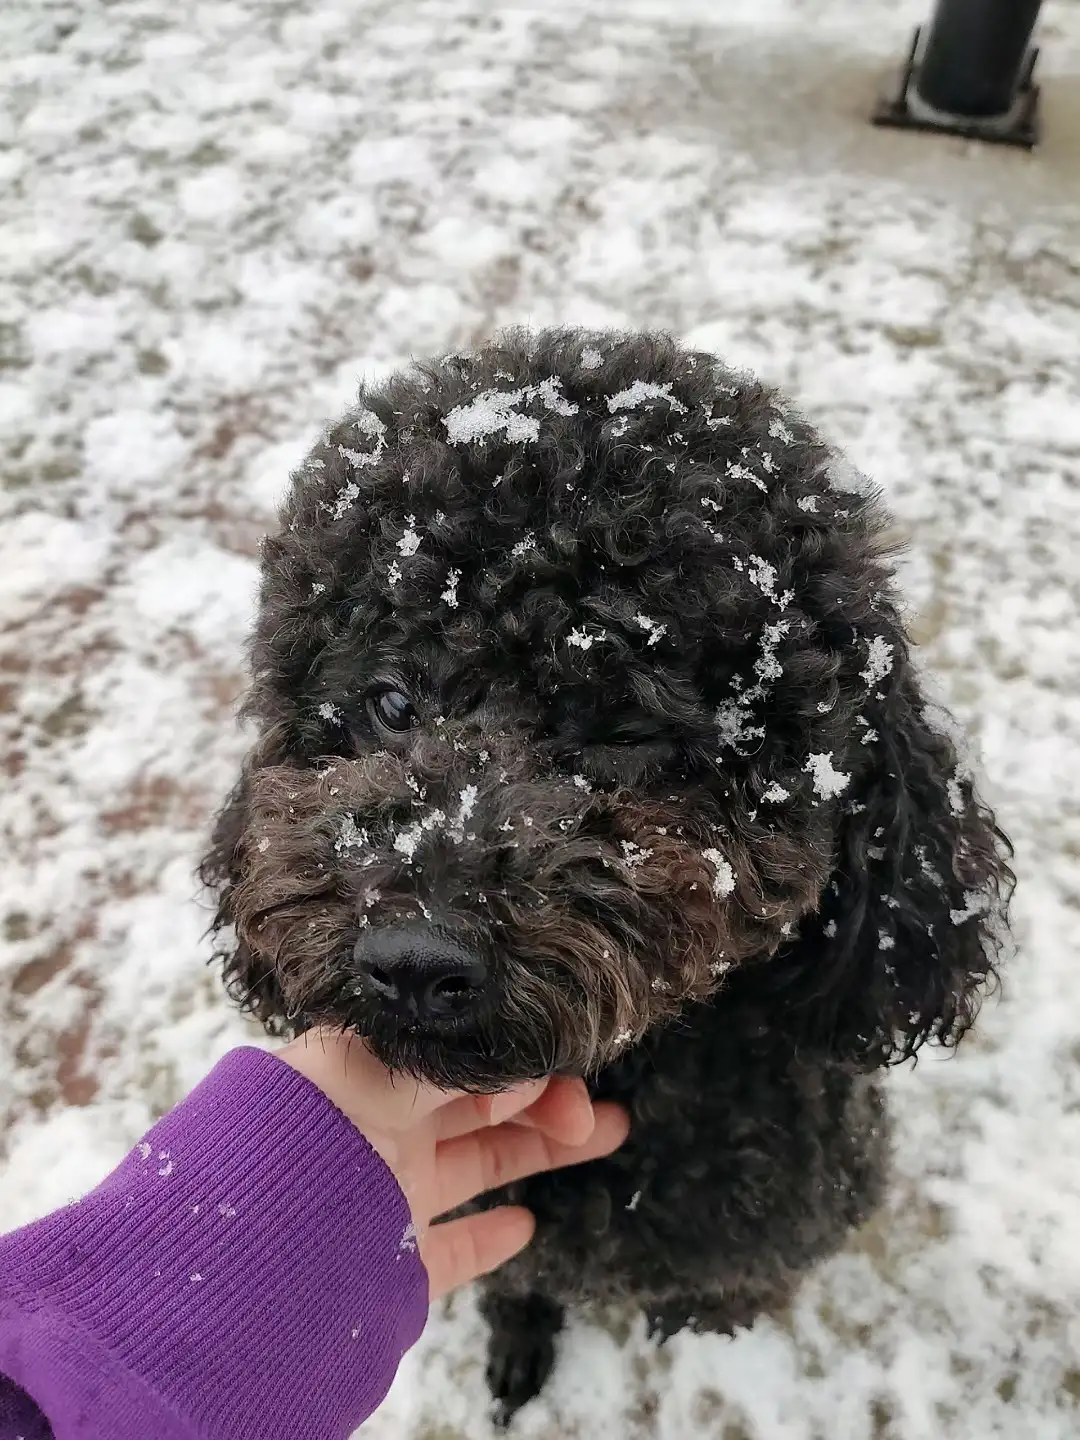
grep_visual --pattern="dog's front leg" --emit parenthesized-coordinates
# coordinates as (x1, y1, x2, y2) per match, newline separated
(478, 1289, 565, 1427)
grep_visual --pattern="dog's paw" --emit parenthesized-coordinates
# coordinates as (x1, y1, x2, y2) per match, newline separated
(482, 1292, 564, 1427)
(487, 1329, 556, 1429)
(646, 1302, 698, 1344)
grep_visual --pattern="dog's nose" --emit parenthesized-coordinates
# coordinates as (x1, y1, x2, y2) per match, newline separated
(352, 925, 489, 1022)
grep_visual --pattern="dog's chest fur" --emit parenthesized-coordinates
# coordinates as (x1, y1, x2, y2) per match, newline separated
(484, 992, 889, 1318)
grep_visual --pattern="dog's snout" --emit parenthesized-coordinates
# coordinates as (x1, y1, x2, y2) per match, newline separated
(352, 924, 489, 1023)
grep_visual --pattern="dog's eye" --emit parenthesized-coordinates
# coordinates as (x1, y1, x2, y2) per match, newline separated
(367, 688, 418, 734)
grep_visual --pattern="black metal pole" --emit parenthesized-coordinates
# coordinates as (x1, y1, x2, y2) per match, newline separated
(914, 0, 1043, 118)
(871, 0, 1044, 147)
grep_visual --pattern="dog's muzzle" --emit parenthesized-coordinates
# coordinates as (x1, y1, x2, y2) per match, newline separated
(351, 922, 490, 1028)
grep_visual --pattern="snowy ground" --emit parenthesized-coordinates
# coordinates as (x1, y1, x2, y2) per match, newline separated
(3, 0, 1080, 1435)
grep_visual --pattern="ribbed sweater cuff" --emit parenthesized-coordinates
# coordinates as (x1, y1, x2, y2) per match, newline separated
(0, 1047, 428, 1439)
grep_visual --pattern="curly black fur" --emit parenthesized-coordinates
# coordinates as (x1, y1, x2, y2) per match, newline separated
(200, 328, 1013, 1422)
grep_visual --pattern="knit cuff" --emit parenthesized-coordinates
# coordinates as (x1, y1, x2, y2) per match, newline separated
(0, 1048, 429, 1440)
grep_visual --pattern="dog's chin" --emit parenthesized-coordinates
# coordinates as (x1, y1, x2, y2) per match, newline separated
(347, 1012, 562, 1093)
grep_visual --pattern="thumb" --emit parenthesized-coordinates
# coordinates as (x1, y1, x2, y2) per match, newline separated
(279, 1029, 469, 1131)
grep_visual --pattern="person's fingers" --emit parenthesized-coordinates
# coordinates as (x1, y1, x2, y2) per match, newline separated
(511, 1074, 596, 1147)
(422, 1207, 536, 1300)
(433, 1101, 630, 1215)
(434, 1079, 550, 1142)
(435, 1075, 594, 1145)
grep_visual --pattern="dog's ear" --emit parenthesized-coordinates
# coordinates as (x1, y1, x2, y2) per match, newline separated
(199, 748, 289, 1034)
(793, 667, 1013, 1068)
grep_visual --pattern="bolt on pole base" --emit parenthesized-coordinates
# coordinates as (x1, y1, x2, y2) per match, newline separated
(872, 27, 1041, 149)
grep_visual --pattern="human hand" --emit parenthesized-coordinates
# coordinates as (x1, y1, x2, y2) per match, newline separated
(278, 1028, 629, 1298)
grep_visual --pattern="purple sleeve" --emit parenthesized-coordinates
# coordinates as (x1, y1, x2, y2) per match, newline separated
(0, 1047, 428, 1439)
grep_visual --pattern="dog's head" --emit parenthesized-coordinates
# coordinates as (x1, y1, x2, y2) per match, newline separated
(201, 329, 1012, 1088)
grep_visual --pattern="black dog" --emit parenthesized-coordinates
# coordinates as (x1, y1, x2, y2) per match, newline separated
(201, 328, 1012, 1423)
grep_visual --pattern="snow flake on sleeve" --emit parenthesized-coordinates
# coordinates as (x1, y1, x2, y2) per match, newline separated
(796, 495, 818, 513)
(606, 380, 688, 416)
(317, 701, 343, 724)
(702, 848, 736, 898)
(768, 415, 795, 444)
(387, 559, 403, 588)
(804, 752, 851, 801)
(762, 781, 790, 803)
(581, 346, 604, 370)
(510, 530, 537, 559)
